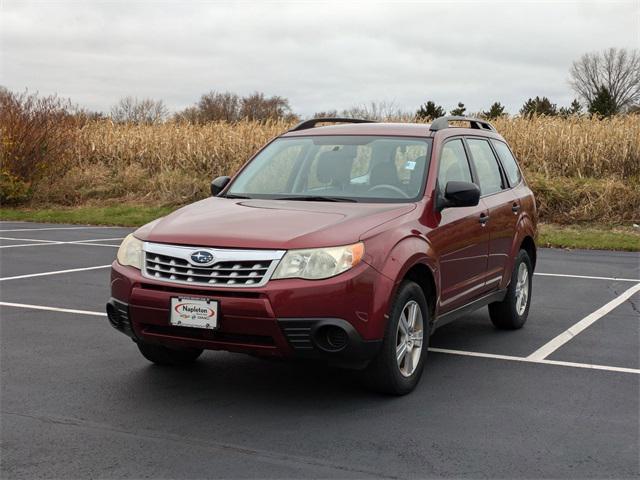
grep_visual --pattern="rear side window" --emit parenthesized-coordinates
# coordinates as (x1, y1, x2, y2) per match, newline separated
(438, 139, 472, 187)
(466, 138, 504, 196)
(492, 140, 521, 186)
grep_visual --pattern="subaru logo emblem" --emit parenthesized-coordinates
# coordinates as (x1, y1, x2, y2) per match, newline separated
(190, 250, 214, 265)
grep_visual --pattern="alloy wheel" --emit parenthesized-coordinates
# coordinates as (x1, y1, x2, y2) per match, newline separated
(395, 300, 424, 377)
(514, 262, 529, 316)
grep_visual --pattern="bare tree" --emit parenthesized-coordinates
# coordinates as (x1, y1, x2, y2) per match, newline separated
(341, 101, 413, 121)
(312, 110, 339, 118)
(569, 48, 640, 113)
(173, 106, 201, 124)
(110, 96, 168, 124)
(239, 92, 295, 121)
(174, 91, 297, 123)
(197, 91, 241, 122)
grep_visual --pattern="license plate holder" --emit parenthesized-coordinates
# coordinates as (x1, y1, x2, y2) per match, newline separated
(170, 297, 218, 330)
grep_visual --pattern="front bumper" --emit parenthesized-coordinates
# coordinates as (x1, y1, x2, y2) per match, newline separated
(108, 260, 391, 366)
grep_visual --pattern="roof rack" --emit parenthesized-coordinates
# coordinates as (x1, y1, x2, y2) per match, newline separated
(429, 116, 496, 132)
(288, 117, 376, 132)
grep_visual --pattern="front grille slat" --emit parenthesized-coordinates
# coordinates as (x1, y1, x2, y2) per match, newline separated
(146, 263, 268, 277)
(142, 243, 285, 288)
(146, 264, 265, 279)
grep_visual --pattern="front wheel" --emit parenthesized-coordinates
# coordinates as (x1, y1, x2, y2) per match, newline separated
(488, 249, 533, 329)
(362, 281, 430, 395)
(137, 341, 203, 366)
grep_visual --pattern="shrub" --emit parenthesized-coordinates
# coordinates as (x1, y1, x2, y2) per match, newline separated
(0, 88, 78, 182)
(0, 169, 31, 204)
(528, 174, 640, 223)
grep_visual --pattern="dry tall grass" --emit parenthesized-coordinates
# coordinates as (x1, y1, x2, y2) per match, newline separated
(4, 115, 640, 223)
(492, 115, 640, 178)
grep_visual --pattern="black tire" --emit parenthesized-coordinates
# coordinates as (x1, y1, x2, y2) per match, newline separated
(137, 341, 203, 366)
(488, 249, 533, 330)
(362, 280, 430, 395)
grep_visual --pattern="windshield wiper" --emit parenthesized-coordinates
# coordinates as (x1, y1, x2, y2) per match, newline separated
(224, 193, 253, 199)
(274, 195, 357, 203)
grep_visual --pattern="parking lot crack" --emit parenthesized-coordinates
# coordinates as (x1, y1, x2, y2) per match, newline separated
(610, 284, 640, 315)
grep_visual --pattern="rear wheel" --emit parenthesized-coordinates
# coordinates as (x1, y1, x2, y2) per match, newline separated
(488, 249, 532, 329)
(362, 281, 430, 395)
(137, 341, 203, 366)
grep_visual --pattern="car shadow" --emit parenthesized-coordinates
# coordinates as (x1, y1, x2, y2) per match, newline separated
(107, 351, 407, 416)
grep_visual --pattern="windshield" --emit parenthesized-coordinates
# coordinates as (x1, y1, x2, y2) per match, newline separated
(226, 136, 432, 203)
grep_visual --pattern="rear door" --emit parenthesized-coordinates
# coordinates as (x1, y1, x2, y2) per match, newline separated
(465, 137, 519, 291)
(430, 138, 491, 313)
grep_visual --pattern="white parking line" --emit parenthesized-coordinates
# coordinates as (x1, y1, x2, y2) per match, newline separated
(429, 348, 640, 375)
(0, 242, 64, 248)
(0, 265, 111, 282)
(80, 238, 125, 243)
(0, 226, 122, 233)
(0, 237, 124, 249)
(0, 236, 58, 243)
(2, 299, 637, 374)
(527, 282, 640, 361)
(0, 301, 106, 317)
(535, 272, 640, 283)
(72, 242, 120, 248)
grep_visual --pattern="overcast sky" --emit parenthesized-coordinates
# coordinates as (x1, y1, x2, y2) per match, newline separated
(1, 0, 638, 116)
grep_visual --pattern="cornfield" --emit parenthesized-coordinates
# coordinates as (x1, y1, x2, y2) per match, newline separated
(2, 115, 639, 223)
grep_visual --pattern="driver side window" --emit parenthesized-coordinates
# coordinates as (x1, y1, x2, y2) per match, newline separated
(437, 139, 473, 188)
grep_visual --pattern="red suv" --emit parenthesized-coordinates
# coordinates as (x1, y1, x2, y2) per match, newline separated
(108, 116, 537, 394)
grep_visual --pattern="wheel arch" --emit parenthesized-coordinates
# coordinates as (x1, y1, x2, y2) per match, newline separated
(520, 235, 537, 270)
(403, 263, 437, 322)
(373, 234, 440, 334)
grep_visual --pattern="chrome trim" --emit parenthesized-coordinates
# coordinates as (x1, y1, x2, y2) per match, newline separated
(142, 242, 286, 288)
(486, 275, 503, 286)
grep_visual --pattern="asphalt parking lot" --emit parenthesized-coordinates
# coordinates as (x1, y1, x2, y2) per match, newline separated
(0, 221, 638, 479)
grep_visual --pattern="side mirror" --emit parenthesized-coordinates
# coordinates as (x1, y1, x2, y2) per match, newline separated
(210, 176, 231, 197)
(437, 181, 480, 211)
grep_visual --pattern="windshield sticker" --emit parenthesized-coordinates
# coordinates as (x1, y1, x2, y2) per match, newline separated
(405, 160, 417, 170)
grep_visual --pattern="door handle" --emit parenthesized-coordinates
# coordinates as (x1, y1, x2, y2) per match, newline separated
(479, 213, 489, 225)
(512, 203, 520, 213)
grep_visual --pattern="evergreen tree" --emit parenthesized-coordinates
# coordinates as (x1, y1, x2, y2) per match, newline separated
(449, 102, 466, 116)
(569, 99, 582, 115)
(482, 102, 506, 119)
(559, 99, 583, 117)
(588, 86, 617, 117)
(520, 96, 557, 116)
(416, 101, 445, 120)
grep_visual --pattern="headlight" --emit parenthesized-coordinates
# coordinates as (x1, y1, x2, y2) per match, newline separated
(272, 242, 364, 280)
(117, 234, 143, 269)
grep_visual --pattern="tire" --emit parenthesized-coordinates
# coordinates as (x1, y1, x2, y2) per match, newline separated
(137, 341, 203, 366)
(362, 280, 430, 395)
(488, 249, 533, 330)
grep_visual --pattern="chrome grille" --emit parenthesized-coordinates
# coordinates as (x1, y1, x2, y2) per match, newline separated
(142, 242, 285, 288)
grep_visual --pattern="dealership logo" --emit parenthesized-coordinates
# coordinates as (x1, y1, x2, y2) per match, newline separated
(190, 250, 215, 265)
(174, 302, 215, 317)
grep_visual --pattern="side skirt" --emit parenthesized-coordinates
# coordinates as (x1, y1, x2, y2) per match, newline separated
(434, 289, 507, 330)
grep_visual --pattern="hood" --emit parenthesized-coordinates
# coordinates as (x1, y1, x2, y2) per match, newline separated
(135, 197, 416, 249)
